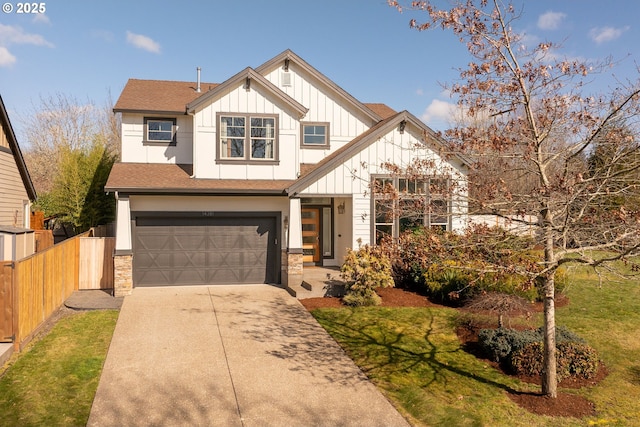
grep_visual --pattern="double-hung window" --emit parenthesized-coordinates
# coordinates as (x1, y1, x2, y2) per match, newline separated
(301, 123, 330, 148)
(373, 175, 451, 243)
(144, 118, 176, 144)
(218, 113, 278, 163)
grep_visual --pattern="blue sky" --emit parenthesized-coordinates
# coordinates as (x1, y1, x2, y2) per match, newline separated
(1, 0, 639, 142)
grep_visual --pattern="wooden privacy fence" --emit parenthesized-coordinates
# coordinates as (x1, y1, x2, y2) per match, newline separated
(79, 237, 115, 290)
(0, 232, 115, 352)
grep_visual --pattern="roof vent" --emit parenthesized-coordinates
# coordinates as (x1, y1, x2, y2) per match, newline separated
(196, 67, 201, 93)
(281, 70, 291, 87)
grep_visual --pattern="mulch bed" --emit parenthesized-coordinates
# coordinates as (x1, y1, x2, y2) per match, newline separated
(300, 287, 601, 419)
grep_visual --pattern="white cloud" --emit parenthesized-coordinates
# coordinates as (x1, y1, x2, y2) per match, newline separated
(32, 14, 51, 25)
(0, 24, 53, 67)
(126, 31, 160, 53)
(420, 99, 459, 126)
(0, 46, 16, 66)
(589, 26, 630, 44)
(0, 24, 54, 47)
(537, 11, 566, 30)
(415, 88, 424, 96)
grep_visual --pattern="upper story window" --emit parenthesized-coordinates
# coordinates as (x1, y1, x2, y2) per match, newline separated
(301, 123, 329, 149)
(144, 117, 176, 144)
(373, 175, 451, 244)
(218, 113, 278, 163)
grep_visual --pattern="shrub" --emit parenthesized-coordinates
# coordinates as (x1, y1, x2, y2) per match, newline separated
(480, 325, 599, 380)
(341, 245, 394, 307)
(510, 342, 544, 376)
(385, 227, 543, 305)
(557, 341, 600, 380)
(547, 325, 586, 345)
(477, 328, 539, 362)
(510, 341, 599, 380)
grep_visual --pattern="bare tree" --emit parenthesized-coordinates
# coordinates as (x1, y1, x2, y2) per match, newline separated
(390, 0, 640, 398)
(21, 93, 120, 193)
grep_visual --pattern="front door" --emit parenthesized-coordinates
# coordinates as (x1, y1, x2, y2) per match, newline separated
(301, 208, 321, 264)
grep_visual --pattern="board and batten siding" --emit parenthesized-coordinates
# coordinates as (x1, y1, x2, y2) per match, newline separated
(262, 62, 374, 135)
(261, 62, 375, 166)
(0, 148, 30, 228)
(120, 114, 193, 164)
(192, 84, 299, 180)
(297, 126, 468, 245)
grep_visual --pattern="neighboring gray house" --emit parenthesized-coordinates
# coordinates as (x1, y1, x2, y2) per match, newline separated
(0, 95, 36, 260)
(106, 50, 469, 296)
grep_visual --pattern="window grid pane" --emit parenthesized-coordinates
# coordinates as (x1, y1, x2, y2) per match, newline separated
(303, 124, 327, 145)
(220, 116, 246, 158)
(147, 120, 173, 141)
(250, 117, 275, 159)
(373, 176, 451, 241)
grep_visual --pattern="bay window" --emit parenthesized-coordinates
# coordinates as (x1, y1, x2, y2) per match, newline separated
(373, 175, 451, 243)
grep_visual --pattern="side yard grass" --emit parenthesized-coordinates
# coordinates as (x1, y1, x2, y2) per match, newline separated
(0, 310, 119, 426)
(312, 266, 640, 426)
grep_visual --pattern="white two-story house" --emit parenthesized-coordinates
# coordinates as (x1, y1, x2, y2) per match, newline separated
(106, 50, 468, 296)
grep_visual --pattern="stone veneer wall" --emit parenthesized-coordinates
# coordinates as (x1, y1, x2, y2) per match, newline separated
(281, 250, 303, 287)
(113, 254, 133, 297)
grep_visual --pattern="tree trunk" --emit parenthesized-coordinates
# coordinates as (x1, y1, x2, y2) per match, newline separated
(541, 261, 558, 397)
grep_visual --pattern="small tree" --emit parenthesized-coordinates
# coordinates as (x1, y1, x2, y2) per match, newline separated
(390, 0, 640, 398)
(47, 138, 116, 231)
(341, 245, 394, 306)
(466, 292, 531, 328)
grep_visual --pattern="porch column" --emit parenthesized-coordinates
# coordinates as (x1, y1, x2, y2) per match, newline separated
(113, 194, 133, 297)
(282, 197, 303, 287)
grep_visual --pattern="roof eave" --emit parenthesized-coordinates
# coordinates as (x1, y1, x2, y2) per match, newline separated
(288, 111, 471, 194)
(0, 95, 37, 200)
(255, 50, 382, 124)
(106, 187, 288, 196)
(113, 108, 188, 115)
(186, 67, 308, 119)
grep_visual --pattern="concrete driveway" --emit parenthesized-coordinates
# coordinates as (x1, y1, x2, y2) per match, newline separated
(88, 285, 410, 427)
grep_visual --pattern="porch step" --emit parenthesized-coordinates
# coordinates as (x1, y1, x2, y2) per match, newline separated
(287, 280, 345, 299)
(286, 283, 324, 299)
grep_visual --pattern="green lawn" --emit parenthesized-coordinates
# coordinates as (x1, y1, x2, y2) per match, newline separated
(312, 267, 640, 426)
(0, 310, 119, 426)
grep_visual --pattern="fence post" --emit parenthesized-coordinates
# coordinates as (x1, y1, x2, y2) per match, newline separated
(11, 261, 19, 352)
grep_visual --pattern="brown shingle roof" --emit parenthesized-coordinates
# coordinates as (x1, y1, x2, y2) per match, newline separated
(114, 79, 219, 113)
(114, 79, 397, 119)
(364, 103, 397, 119)
(105, 163, 293, 194)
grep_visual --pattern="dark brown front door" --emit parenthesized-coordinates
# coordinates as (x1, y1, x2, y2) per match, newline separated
(301, 208, 321, 263)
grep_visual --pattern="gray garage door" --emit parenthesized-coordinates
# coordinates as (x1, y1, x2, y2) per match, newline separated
(133, 214, 278, 286)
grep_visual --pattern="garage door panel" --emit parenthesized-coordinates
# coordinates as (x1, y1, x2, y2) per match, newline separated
(133, 215, 277, 286)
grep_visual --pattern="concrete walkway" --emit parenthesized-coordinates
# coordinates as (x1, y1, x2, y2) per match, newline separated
(88, 285, 410, 427)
